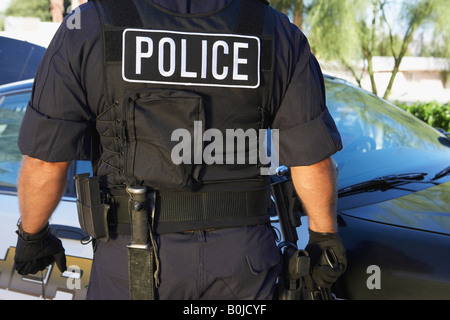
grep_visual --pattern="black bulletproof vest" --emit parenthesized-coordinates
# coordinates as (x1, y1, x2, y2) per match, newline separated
(91, 0, 276, 233)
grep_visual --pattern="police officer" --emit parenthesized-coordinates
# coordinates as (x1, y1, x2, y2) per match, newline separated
(14, 0, 346, 300)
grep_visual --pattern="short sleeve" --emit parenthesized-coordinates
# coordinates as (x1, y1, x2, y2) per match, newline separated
(18, 3, 103, 162)
(270, 20, 342, 166)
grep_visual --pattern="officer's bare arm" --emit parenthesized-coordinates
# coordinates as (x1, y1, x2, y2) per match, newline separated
(18, 156, 71, 234)
(290, 157, 338, 233)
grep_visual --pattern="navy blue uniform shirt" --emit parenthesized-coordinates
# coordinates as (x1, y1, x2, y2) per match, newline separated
(18, 0, 342, 167)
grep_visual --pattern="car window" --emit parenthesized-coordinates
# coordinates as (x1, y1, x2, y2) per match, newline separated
(75, 160, 93, 176)
(326, 78, 450, 188)
(0, 91, 29, 188)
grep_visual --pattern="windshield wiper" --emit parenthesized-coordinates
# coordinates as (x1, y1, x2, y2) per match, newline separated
(432, 166, 450, 181)
(338, 173, 428, 197)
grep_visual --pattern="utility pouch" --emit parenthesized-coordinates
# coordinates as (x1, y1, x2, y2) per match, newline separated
(74, 173, 111, 241)
(125, 89, 205, 191)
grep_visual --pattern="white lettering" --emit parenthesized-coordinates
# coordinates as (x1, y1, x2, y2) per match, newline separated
(170, 121, 279, 175)
(259, 129, 279, 175)
(226, 128, 258, 164)
(203, 128, 224, 165)
(171, 129, 191, 165)
(65, 265, 81, 290)
(233, 42, 249, 81)
(201, 40, 208, 79)
(227, 305, 267, 316)
(193, 120, 203, 165)
(158, 37, 176, 77)
(123, 29, 260, 88)
(181, 39, 198, 78)
(66, 6, 81, 30)
(212, 40, 229, 80)
(135, 37, 153, 75)
(183, 304, 217, 317)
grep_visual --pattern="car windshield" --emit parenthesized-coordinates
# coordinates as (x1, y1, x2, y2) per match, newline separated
(0, 91, 29, 187)
(326, 77, 450, 189)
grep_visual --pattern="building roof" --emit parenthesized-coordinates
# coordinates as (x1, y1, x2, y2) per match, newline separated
(372, 56, 450, 72)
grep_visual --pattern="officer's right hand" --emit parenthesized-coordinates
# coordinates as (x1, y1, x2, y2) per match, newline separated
(14, 224, 67, 275)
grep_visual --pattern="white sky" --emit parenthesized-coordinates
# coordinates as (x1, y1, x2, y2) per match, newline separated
(0, 0, 11, 12)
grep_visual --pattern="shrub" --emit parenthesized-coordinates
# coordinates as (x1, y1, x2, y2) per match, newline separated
(395, 101, 450, 132)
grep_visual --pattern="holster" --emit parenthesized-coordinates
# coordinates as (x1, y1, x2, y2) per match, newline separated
(270, 174, 311, 300)
(74, 173, 110, 241)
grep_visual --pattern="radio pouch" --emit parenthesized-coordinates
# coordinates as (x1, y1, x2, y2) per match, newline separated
(74, 173, 110, 241)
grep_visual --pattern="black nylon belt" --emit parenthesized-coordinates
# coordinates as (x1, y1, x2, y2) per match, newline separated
(109, 189, 270, 234)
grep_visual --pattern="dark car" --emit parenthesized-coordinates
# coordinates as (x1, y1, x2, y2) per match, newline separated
(326, 76, 450, 299)
(0, 75, 449, 299)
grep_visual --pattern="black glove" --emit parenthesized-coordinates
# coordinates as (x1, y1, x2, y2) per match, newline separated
(14, 223, 67, 275)
(304, 228, 347, 290)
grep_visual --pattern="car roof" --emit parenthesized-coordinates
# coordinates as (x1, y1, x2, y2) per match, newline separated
(0, 78, 34, 95)
(0, 36, 46, 86)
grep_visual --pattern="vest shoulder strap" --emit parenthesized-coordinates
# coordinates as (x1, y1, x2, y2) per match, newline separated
(93, 0, 269, 35)
(91, 0, 143, 27)
(236, 0, 268, 35)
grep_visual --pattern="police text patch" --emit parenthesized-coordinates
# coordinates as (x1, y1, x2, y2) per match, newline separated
(122, 29, 261, 88)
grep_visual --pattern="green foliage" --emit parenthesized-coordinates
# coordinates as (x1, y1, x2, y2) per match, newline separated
(305, 0, 362, 61)
(395, 101, 450, 132)
(5, 0, 51, 21)
(271, 0, 449, 100)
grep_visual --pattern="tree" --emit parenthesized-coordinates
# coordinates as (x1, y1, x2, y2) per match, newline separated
(304, 0, 363, 62)
(379, 0, 438, 99)
(5, 0, 52, 22)
(271, 0, 448, 100)
(270, 0, 304, 29)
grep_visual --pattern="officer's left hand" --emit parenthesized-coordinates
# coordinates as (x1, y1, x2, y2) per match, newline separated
(14, 224, 67, 275)
(304, 228, 347, 289)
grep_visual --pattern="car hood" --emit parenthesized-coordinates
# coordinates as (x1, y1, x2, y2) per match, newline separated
(339, 182, 450, 236)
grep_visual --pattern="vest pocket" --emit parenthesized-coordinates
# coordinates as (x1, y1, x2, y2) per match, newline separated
(125, 89, 205, 191)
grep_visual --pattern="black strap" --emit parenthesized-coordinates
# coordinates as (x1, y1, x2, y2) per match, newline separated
(236, 0, 267, 35)
(92, 0, 143, 62)
(157, 189, 269, 223)
(110, 189, 270, 231)
(96, 0, 143, 27)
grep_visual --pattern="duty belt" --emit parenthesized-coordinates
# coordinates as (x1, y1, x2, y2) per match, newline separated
(108, 189, 271, 234)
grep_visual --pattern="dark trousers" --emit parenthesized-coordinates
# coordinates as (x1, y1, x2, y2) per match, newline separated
(86, 224, 281, 300)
